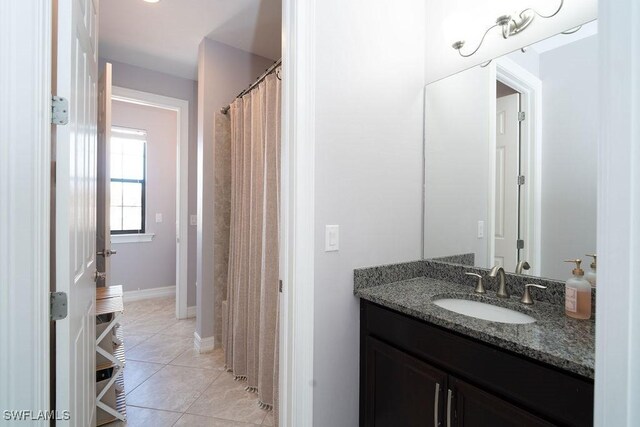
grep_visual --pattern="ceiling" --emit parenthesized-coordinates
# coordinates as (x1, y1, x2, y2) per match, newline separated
(99, 0, 281, 80)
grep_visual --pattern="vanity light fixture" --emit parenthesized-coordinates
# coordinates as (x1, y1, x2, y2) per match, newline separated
(452, 0, 565, 58)
(143, 0, 160, 3)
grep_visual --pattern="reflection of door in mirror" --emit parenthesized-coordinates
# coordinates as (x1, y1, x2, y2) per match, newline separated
(494, 90, 521, 270)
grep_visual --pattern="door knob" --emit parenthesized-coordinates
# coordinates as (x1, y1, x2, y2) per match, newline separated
(97, 249, 117, 257)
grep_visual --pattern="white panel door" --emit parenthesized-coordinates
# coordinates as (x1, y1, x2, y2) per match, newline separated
(494, 93, 520, 271)
(55, 0, 99, 425)
(97, 63, 113, 286)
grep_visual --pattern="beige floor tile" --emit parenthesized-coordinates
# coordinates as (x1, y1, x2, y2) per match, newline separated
(169, 348, 226, 371)
(126, 365, 220, 413)
(159, 318, 196, 337)
(122, 331, 153, 351)
(186, 372, 268, 425)
(174, 413, 259, 427)
(123, 405, 182, 427)
(126, 311, 180, 335)
(261, 411, 274, 426)
(126, 296, 173, 311)
(126, 334, 193, 364)
(122, 303, 162, 321)
(123, 360, 164, 395)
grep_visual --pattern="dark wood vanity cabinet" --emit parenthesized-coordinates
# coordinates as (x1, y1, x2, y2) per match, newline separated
(364, 336, 446, 426)
(449, 377, 553, 427)
(360, 300, 594, 427)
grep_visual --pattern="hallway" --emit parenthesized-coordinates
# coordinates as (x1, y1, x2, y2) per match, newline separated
(107, 296, 273, 426)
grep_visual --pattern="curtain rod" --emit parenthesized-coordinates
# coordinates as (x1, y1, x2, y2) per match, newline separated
(220, 58, 282, 115)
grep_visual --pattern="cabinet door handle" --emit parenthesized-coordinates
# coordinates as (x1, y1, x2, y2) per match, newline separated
(446, 389, 453, 427)
(434, 382, 441, 426)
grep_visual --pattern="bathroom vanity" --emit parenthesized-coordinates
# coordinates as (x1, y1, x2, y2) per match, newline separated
(357, 11, 599, 426)
(355, 261, 594, 427)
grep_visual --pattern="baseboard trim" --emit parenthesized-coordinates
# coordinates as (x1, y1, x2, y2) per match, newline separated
(123, 285, 175, 303)
(194, 331, 215, 354)
(187, 306, 196, 318)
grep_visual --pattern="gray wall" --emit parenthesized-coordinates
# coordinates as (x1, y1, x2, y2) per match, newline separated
(312, 1, 426, 425)
(100, 58, 199, 306)
(110, 101, 178, 293)
(540, 35, 598, 279)
(196, 38, 274, 341)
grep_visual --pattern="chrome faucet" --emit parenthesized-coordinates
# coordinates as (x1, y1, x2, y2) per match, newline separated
(515, 260, 530, 275)
(488, 266, 510, 298)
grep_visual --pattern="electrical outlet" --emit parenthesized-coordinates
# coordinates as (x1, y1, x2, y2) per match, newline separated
(190, 214, 197, 226)
(155, 213, 163, 223)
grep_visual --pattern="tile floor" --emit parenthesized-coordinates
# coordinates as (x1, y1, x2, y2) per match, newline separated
(104, 296, 273, 427)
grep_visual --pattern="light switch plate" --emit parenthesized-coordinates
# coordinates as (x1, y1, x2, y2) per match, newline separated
(156, 213, 163, 223)
(477, 220, 484, 238)
(325, 225, 339, 252)
(190, 214, 197, 226)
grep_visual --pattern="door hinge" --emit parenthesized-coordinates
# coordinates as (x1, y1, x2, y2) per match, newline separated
(517, 175, 525, 186)
(518, 111, 525, 121)
(51, 95, 69, 125)
(279, 280, 283, 293)
(517, 239, 525, 250)
(50, 292, 68, 321)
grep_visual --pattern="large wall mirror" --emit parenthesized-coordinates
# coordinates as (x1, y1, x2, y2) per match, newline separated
(423, 19, 598, 281)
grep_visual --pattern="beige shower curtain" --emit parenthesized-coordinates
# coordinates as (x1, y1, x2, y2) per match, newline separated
(223, 70, 281, 414)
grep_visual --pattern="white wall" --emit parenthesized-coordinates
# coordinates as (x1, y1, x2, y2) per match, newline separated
(312, 1, 426, 425)
(425, 0, 597, 84)
(424, 66, 493, 265)
(539, 35, 598, 279)
(109, 101, 178, 292)
(100, 58, 199, 306)
(196, 38, 274, 341)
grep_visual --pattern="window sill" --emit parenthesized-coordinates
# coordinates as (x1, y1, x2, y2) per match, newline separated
(111, 233, 155, 244)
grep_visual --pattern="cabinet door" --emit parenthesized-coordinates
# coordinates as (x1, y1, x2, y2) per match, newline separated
(449, 377, 555, 427)
(364, 336, 447, 427)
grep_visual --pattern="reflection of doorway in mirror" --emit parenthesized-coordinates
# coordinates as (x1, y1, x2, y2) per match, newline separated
(492, 60, 541, 278)
(494, 88, 521, 271)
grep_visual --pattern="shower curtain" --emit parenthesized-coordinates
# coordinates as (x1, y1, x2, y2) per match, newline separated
(222, 70, 281, 415)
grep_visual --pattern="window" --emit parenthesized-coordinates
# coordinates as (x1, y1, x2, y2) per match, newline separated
(110, 127, 146, 234)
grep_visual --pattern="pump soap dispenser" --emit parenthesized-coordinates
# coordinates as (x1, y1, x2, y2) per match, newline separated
(585, 254, 597, 287)
(564, 259, 592, 320)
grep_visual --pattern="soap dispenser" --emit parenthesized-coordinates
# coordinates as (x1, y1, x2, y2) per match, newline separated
(585, 254, 597, 287)
(564, 259, 592, 320)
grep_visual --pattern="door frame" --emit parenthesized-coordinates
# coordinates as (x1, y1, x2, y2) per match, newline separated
(0, 0, 52, 416)
(279, 0, 316, 424)
(110, 86, 190, 320)
(594, 0, 640, 424)
(493, 58, 542, 276)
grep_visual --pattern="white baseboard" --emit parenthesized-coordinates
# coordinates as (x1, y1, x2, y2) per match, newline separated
(187, 306, 196, 318)
(123, 285, 175, 303)
(194, 331, 215, 353)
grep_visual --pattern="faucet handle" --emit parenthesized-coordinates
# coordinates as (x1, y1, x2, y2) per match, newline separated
(521, 283, 547, 305)
(465, 272, 486, 294)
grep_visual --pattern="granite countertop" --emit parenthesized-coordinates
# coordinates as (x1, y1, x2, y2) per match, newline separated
(355, 275, 595, 379)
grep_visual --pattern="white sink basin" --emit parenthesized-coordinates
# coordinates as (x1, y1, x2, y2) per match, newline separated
(432, 298, 536, 324)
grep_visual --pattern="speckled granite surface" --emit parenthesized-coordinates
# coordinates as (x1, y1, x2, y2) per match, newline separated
(354, 260, 595, 379)
(432, 253, 475, 266)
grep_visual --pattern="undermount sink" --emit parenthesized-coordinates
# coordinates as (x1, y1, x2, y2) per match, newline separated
(432, 298, 536, 324)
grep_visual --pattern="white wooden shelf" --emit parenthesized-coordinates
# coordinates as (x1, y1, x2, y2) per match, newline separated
(96, 285, 126, 425)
